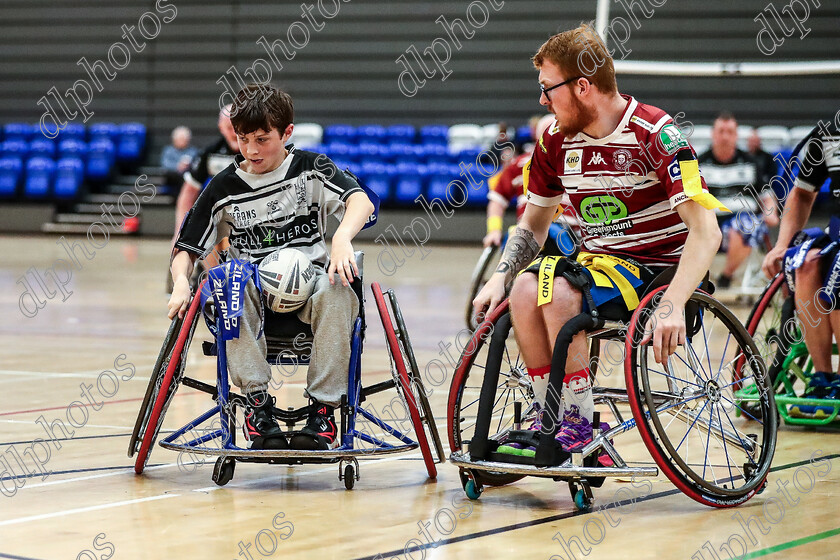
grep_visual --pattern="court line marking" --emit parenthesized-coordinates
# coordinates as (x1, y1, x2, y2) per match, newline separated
(0, 463, 163, 483)
(0, 419, 136, 430)
(741, 526, 840, 559)
(0, 552, 46, 560)
(0, 390, 204, 417)
(0, 493, 180, 527)
(14, 461, 198, 490)
(355, 454, 840, 560)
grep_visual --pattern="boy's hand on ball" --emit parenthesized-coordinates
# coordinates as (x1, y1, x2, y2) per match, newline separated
(167, 277, 191, 319)
(329, 235, 357, 287)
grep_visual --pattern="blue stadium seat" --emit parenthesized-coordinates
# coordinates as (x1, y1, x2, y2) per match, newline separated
(59, 123, 86, 142)
(1, 140, 30, 160)
(454, 147, 482, 166)
(28, 139, 56, 159)
(117, 122, 146, 163)
(58, 139, 88, 160)
(3, 123, 35, 142)
(358, 143, 384, 165)
(393, 163, 428, 205)
(423, 144, 449, 164)
(356, 125, 387, 144)
(0, 157, 23, 198)
(327, 143, 360, 163)
(88, 123, 119, 143)
(420, 125, 448, 146)
(24, 157, 56, 199)
(86, 139, 115, 181)
(54, 157, 85, 200)
(517, 125, 533, 144)
(323, 124, 356, 145)
(386, 125, 416, 144)
(359, 162, 393, 202)
(389, 144, 421, 165)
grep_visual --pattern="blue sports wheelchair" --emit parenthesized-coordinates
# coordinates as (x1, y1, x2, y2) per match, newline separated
(130, 184, 443, 488)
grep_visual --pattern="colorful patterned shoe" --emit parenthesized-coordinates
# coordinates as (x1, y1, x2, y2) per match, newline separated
(555, 406, 614, 466)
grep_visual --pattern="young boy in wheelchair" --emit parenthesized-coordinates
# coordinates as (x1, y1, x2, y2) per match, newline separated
(762, 117, 840, 413)
(168, 84, 375, 451)
(473, 24, 724, 458)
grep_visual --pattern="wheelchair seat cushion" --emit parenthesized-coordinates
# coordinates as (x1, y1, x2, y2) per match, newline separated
(264, 307, 313, 341)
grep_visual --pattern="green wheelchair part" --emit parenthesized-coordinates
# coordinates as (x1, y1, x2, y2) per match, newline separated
(735, 340, 840, 426)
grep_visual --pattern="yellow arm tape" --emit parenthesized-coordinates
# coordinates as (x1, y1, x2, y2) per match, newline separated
(577, 252, 641, 311)
(487, 215, 503, 233)
(522, 158, 531, 194)
(679, 160, 730, 213)
(488, 171, 502, 192)
(537, 256, 559, 306)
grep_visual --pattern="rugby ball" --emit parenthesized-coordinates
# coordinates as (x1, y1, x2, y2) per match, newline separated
(258, 248, 317, 312)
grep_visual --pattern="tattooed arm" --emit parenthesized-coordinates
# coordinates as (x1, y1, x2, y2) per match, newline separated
(495, 227, 541, 290)
(473, 203, 555, 316)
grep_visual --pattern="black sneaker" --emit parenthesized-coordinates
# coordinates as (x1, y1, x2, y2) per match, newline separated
(716, 274, 732, 289)
(289, 402, 338, 450)
(243, 391, 288, 450)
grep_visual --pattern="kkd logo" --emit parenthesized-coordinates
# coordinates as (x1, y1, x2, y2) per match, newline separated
(580, 195, 628, 225)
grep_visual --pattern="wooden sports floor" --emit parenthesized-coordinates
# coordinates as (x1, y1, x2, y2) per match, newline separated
(1, 234, 839, 560)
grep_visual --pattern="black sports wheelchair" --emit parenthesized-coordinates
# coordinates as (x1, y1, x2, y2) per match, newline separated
(449, 260, 776, 509)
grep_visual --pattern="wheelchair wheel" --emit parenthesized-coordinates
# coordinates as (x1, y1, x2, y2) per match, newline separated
(372, 282, 437, 479)
(128, 314, 183, 458)
(465, 245, 499, 330)
(737, 274, 802, 412)
(625, 287, 777, 507)
(386, 289, 446, 464)
(133, 289, 204, 474)
(447, 300, 530, 486)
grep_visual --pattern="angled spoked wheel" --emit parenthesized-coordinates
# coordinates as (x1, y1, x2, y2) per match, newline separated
(372, 282, 438, 479)
(625, 287, 776, 507)
(448, 300, 531, 486)
(132, 284, 204, 474)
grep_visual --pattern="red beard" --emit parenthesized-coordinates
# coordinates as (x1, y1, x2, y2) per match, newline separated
(555, 93, 596, 138)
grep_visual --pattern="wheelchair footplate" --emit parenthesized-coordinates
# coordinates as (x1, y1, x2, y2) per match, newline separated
(450, 422, 658, 509)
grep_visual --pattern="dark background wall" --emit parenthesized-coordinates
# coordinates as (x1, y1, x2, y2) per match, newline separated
(1, 0, 838, 155)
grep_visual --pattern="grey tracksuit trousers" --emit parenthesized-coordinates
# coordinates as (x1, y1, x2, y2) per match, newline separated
(216, 267, 359, 407)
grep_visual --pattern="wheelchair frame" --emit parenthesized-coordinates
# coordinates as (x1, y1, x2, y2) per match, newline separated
(736, 273, 840, 426)
(449, 285, 777, 510)
(129, 272, 444, 489)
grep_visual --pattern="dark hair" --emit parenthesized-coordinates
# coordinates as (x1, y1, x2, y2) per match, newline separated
(230, 84, 294, 136)
(714, 111, 736, 124)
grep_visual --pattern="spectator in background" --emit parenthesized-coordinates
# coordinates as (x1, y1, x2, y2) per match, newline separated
(748, 129, 780, 192)
(697, 113, 779, 288)
(160, 126, 198, 190)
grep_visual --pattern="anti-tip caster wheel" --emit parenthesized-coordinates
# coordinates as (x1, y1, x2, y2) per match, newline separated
(465, 479, 483, 500)
(569, 481, 594, 511)
(344, 464, 355, 490)
(212, 456, 235, 486)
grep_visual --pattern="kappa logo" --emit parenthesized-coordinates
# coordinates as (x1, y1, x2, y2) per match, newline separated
(564, 149, 582, 174)
(588, 152, 606, 166)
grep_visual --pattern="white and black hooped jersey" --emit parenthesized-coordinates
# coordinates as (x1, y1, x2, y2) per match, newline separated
(697, 148, 760, 215)
(175, 146, 363, 267)
(793, 118, 840, 207)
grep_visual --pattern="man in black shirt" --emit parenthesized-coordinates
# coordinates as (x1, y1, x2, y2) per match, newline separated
(698, 113, 779, 288)
(172, 106, 240, 245)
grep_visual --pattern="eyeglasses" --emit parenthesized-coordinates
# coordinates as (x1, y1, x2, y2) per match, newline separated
(540, 76, 584, 101)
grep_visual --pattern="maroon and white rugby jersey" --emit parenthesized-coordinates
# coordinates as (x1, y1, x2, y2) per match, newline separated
(526, 95, 711, 267)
